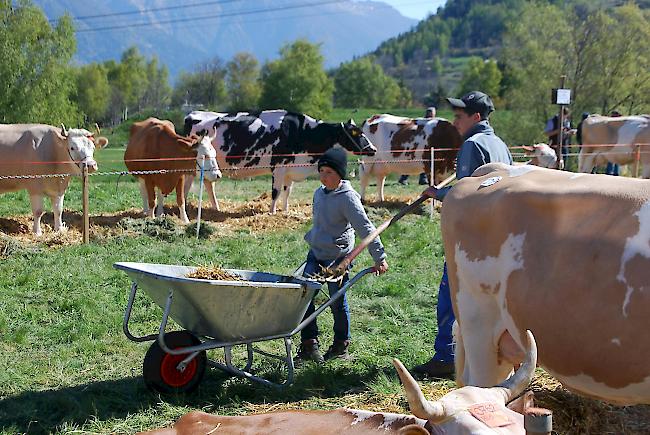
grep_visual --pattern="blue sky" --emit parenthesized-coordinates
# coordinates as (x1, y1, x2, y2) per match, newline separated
(381, 0, 446, 20)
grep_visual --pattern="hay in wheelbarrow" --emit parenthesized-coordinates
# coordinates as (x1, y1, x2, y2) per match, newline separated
(186, 264, 246, 281)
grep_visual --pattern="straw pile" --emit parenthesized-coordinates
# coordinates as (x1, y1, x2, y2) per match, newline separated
(187, 264, 246, 281)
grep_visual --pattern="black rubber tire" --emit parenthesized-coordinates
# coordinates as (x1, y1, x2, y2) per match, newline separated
(143, 330, 207, 394)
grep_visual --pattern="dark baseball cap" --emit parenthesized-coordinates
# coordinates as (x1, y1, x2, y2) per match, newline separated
(446, 91, 495, 118)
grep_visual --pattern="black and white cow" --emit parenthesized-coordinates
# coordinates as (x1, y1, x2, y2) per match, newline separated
(212, 110, 376, 213)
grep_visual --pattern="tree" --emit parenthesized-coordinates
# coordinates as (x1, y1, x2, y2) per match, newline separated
(172, 57, 227, 109)
(142, 57, 171, 110)
(501, 2, 650, 125)
(260, 40, 333, 118)
(74, 63, 110, 123)
(226, 52, 261, 111)
(0, 0, 80, 124)
(333, 58, 403, 108)
(457, 57, 502, 99)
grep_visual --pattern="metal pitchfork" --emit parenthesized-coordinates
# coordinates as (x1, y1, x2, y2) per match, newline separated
(314, 173, 456, 282)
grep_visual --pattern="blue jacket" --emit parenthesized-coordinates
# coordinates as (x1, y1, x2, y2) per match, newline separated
(437, 120, 512, 200)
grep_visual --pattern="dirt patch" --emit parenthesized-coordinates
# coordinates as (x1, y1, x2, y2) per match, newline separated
(0, 193, 313, 246)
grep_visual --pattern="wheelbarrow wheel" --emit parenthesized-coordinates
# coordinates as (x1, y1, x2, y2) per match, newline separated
(143, 331, 206, 394)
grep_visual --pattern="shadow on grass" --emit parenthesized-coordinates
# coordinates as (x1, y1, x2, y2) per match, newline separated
(0, 361, 386, 434)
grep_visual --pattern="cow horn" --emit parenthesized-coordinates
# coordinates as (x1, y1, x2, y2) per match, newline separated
(494, 330, 537, 403)
(94, 123, 100, 136)
(393, 359, 446, 422)
(60, 123, 68, 137)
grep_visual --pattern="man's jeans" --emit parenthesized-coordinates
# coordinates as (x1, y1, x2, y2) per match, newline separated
(433, 263, 455, 363)
(300, 251, 351, 342)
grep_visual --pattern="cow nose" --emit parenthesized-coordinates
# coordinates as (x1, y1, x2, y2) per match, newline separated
(83, 160, 98, 172)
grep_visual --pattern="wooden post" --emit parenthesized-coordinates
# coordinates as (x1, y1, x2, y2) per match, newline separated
(82, 163, 89, 244)
(557, 75, 567, 170)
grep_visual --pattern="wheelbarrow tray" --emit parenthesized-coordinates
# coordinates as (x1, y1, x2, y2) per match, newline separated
(114, 262, 321, 342)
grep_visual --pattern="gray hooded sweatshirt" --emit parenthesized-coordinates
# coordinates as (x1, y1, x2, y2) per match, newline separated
(304, 180, 386, 263)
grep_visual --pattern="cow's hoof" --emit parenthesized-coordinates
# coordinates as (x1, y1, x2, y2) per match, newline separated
(55, 223, 68, 233)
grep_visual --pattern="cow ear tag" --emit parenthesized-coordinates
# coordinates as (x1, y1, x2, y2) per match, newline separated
(480, 176, 502, 187)
(468, 403, 513, 428)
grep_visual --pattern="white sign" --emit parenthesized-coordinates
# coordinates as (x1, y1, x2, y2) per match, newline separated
(556, 89, 571, 105)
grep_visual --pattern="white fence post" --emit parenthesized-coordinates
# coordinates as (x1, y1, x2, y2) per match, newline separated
(196, 157, 205, 239)
(82, 163, 89, 243)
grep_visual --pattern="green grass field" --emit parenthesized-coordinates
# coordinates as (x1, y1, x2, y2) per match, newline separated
(0, 116, 647, 434)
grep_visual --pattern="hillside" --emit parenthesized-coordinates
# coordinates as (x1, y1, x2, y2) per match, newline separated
(35, 0, 417, 77)
(367, 0, 650, 101)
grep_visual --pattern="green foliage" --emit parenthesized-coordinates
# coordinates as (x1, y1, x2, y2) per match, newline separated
(74, 63, 110, 123)
(501, 2, 650, 121)
(171, 57, 227, 109)
(456, 57, 502, 97)
(333, 58, 406, 108)
(260, 40, 333, 118)
(226, 52, 262, 111)
(0, 0, 81, 125)
(141, 57, 172, 111)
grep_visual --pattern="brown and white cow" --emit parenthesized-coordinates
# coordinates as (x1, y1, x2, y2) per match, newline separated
(212, 110, 376, 213)
(141, 331, 539, 434)
(0, 123, 108, 235)
(578, 114, 650, 178)
(359, 114, 461, 202)
(124, 118, 221, 223)
(520, 143, 557, 168)
(442, 163, 650, 405)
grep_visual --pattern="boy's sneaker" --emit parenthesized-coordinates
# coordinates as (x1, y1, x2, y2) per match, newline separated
(324, 340, 350, 361)
(294, 339, 324, 365)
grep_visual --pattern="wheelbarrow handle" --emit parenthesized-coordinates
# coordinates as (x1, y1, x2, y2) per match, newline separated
(333, 194, 430, 274)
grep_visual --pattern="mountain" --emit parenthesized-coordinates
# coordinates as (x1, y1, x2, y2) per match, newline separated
(35, 0, 417, 78)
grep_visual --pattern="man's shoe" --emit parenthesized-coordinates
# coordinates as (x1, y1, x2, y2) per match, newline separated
(418, 174, 430, 185)
(412, 358, 455, 379)
(294, 339, 324, 365)
(398, 175, 409, 185)
(324, 340, 350, 361)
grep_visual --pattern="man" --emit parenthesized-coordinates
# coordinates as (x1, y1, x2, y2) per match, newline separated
(543, 107, 574, 169)
(606, 110, 622, 176)
(398, 107, 437, 186)
(412, 91, 513, 379)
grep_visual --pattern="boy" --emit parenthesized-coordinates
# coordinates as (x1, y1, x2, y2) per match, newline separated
(296, 147, 389, 363)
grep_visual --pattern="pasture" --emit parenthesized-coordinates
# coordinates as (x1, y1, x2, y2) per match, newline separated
(0, 117, 648, 434)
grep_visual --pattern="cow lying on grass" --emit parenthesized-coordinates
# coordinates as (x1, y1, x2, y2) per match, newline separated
(141, 331, 541, 434)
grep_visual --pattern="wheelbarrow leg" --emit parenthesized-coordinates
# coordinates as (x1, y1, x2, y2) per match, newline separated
(123, 282, 158, 343)
(284, 337, 294, 386)
(244, 344, 254, 372)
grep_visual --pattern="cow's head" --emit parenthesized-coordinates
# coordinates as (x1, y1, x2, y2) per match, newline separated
(58, 123, 109, 173)
(339, 119, 377, 156)
(522, 144, 557, 168)
(394, 330, 537, 430)
(191, 131, 222, 181)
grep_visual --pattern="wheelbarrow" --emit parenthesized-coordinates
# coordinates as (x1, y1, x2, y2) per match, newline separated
(114, 261, 375, 393)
